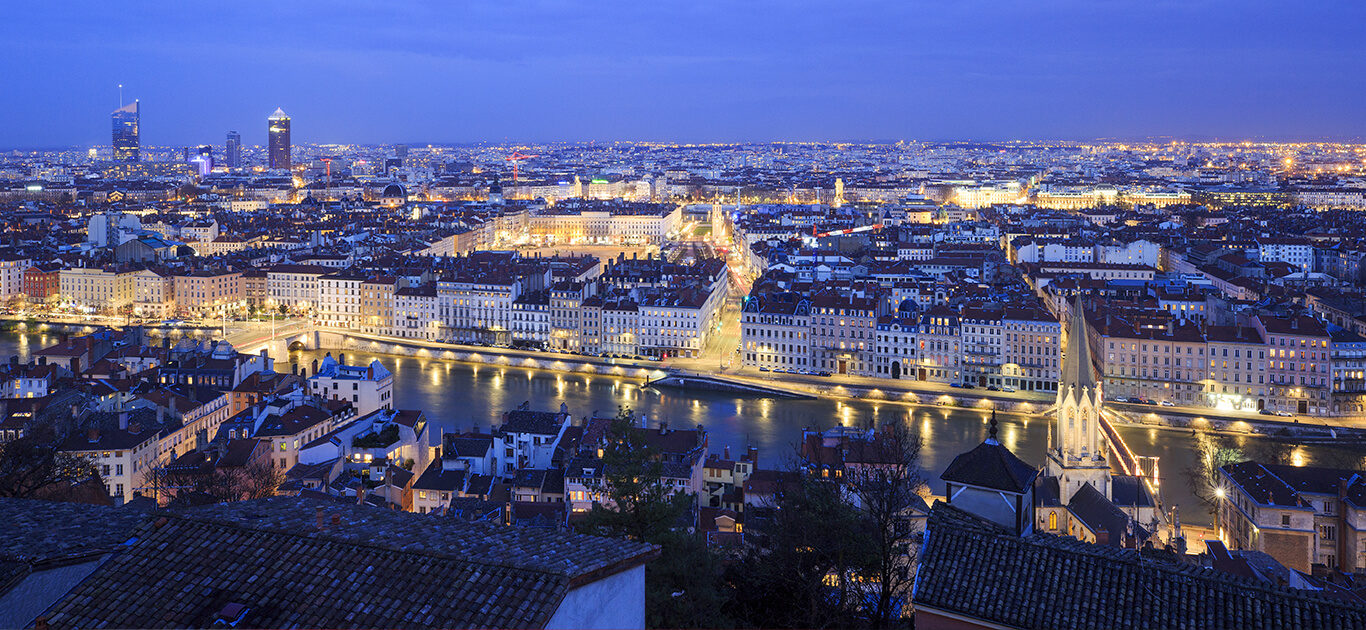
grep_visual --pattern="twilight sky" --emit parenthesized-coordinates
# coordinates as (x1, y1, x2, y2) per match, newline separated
(1, 1, 1363, 148)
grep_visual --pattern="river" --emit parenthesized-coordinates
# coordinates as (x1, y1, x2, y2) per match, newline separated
(6, 331, 1364, 527)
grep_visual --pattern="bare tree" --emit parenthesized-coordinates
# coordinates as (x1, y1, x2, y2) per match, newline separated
(0, 435, 102, 499)
(154, 459, 286, 505)
(1182, 431, 1245, 522)
(842, 421, 928, 627)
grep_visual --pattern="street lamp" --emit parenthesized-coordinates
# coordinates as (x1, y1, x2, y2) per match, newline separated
(1214, 486, 1226, 542)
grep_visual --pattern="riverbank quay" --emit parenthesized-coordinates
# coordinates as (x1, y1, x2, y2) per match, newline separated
(305, 328, 1366, 444)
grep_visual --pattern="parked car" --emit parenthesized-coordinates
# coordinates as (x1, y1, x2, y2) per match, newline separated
(1259, 408, 1275, 416)
(1159, 400, 1175, 407)
(1002, 386, 1017, 393)
(986, 385, 1001, 392)
(1275, 411, 1294, 417)
(759, 367, 770, 372)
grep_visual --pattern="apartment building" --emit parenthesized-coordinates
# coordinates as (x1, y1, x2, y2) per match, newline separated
(317, 269, 368, 329)
(267, 264, 328, 314)
(173, 269, 241, 318)
(1256, 314, 1331, 416)
(130, 268, 174, 320)
(59, 267, 134, 313)
(360, 276, 398, 335)
(1219, 461, 1366, 575)
(742, 292, 812, 371)
(810, 288, 880, 377)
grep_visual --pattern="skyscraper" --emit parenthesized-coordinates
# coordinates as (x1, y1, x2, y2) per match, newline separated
(225, 131, 241, 169)
(267, 107, 291, 170)
(111, 100, 140, 162)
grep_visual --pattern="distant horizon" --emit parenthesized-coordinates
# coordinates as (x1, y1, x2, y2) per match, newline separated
(2, 2, 1362, 148)
(6, 134, 1366, 153)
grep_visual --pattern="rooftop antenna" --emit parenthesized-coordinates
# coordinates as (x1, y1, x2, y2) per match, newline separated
(118, 84, 123, 108)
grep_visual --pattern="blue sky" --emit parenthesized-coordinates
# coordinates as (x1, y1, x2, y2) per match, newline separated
(1, 1, 1362, 147)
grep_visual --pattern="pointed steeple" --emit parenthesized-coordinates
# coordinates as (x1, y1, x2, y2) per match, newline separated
(985, 408, 999, 445)
(1060, 293, 1097, 394)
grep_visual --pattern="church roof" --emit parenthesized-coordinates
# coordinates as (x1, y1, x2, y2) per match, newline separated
(1110, 475, 1158, 509)
(942, 440, 1038, 494)
(1067, 482, 1150, 545)
(1060, 293, 1098, 394)
(914, 503, 1366, 630)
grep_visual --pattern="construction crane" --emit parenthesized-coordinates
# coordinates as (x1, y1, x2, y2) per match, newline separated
(505, 151, 538, 183)
(813, 223, 883, 238)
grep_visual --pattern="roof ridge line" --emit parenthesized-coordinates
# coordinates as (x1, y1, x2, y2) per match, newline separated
(163, 508, 581, 579)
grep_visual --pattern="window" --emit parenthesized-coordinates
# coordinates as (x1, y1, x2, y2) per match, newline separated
(1282, 513, 1291, 527)
(1321, 525, 1336, 541)
(1049, 511, 1058, 530)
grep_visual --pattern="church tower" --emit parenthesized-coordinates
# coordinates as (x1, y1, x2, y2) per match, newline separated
(1047, 294, 1111, 504)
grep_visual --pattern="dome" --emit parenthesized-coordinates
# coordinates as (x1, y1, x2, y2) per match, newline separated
(380, 183, 407, 208)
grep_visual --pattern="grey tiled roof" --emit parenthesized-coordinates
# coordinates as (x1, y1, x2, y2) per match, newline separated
(180, 496, 655, 579)
(41, 496, 658, 629)
(43, 514, 564, 628)
(940, 440, 1038, 494)
(914, 504, 1366, 630)
(501, 410, 564, 436)
(0, 498, 148, 565)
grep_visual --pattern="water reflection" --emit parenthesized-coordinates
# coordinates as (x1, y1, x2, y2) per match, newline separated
(4, 330, 1362, 529)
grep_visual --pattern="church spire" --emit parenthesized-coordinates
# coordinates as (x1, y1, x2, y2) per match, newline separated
(1060, 293, 1098, 395)
(986, 408, 999, 445)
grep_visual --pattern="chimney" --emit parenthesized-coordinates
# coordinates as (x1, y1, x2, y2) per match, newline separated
(1094, 526, 1110, 546)
(331, 513, 340, 528)
(339, 353, 346, 365)
(723, 445, 731, 460)
(315, 508, 326, 531)
(503, 501, 513, 526)
(118, 411, 129, 430)
(87, 428, 100, 443)
(659, 421, 668, 435)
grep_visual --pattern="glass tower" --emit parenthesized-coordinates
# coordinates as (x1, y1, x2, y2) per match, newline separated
(267, 107, 291, 170)
(111, 100, 140, 162)
(225, 130, 241, 169)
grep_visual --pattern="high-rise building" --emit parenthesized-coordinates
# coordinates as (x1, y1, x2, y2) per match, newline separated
(111, 100, 140, 162)
(225, 131, 241, 169)
(267, 107, 291, 171)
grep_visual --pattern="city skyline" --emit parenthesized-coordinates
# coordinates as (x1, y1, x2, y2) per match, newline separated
(1, 2, 1363, 148)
